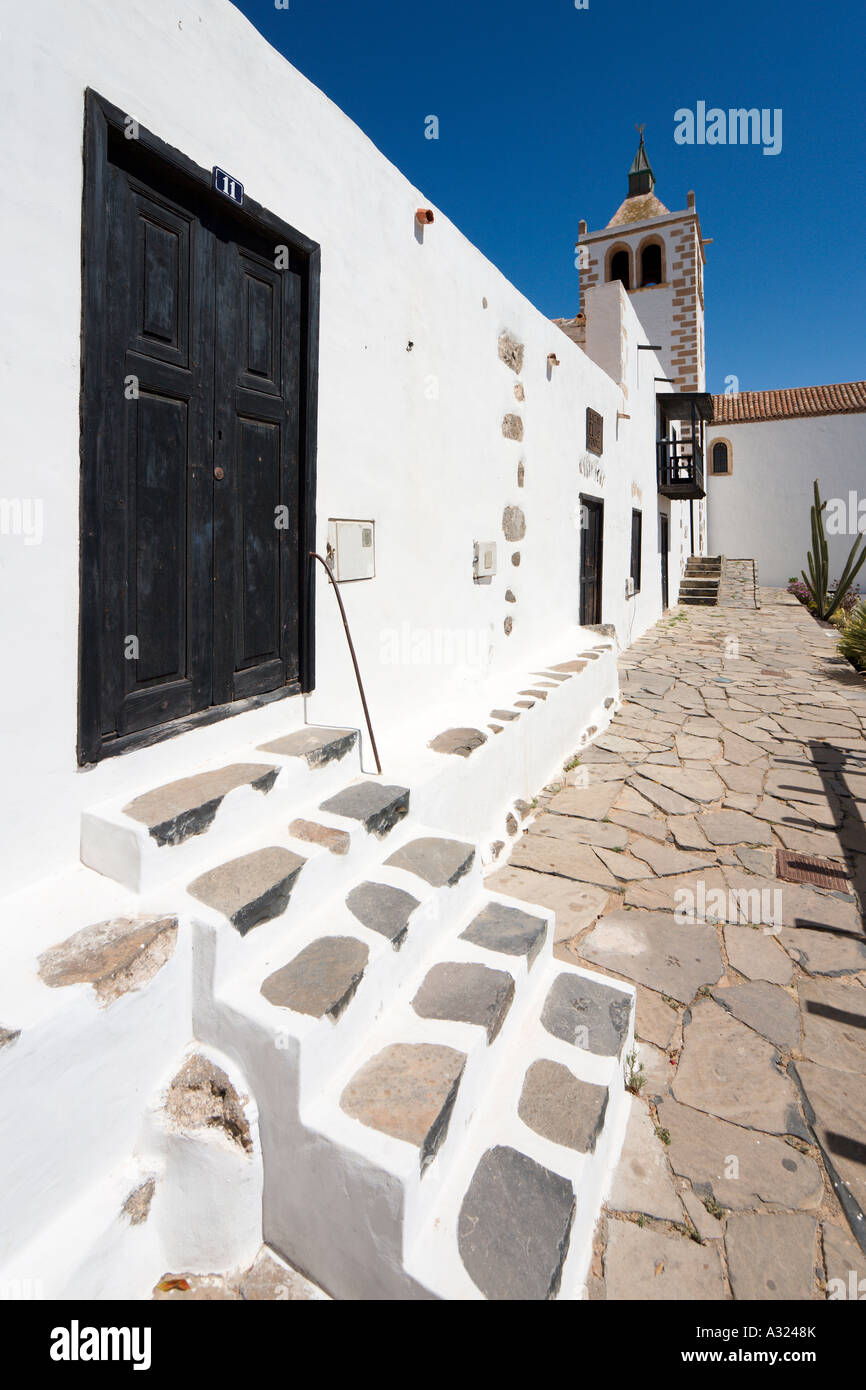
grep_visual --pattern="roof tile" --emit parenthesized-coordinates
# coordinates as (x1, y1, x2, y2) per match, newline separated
(712, 382, 866, 424)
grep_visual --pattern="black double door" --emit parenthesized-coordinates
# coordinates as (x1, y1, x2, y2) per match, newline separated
(660, 513, 670, 609)
(81, 114, 308, 761)
(579, 496, 604, 626)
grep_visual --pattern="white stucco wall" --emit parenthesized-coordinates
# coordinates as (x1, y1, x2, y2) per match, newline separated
(707, 414, 866, 588)
(0, 0, 692, 897)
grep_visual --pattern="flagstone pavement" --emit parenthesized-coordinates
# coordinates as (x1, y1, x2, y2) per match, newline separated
(488, 588, 866, 1300)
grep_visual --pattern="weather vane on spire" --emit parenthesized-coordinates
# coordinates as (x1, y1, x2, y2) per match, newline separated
(635, 122, 645, 138)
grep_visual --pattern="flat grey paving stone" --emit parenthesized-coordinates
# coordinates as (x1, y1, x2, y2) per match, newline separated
(625, 866, 728, 915)
(541, 971, 631, 1058)
(580, 909, 723, 1005)
(635, 986, 680, 1049)
(260, 937, 368, 1021)
(318, 782, 409, 838)
(123, 763, 278, 846)
(791, 1060, 866, 1230)
(696, 810, 774, 845)
(518, 1059, 609, 1153)
(412, 961, 515, 1043)
(799, 977, 866, 1073)
(385, 836, 475, 887)
(258, 726, 357, 767)
(428, 727, 487, 758)
(610, 809, 669, 842)
(603, 1220, 727, 1301)
(673, 999, 808, 1137)
(725, 1212, 818, 1300)
(822, 1221, 866, 1295)
(628, 775, 699, 816)
(593, 847, 656, 881)
(340, 1042, 466, 1170)
(483, 867, 610, 942)
(188, 847, 306, 935)
(535, 816, 628, 850)
(656, 1096, 823, 1211)
(608, 1097, 682, 1221)
(779, 915, 866, 975)
(735, 846, 776, 875)
(635, 764, 725, 803)
(457, 1146, 575, 1300)
(460, 900, 547, 967)
(710, 981, 801, 1051)
(508, 819, 618, 886)
(666, 814, 715, 851)
(627, 835, 715, 877)
(546, 782, 621, 819)
(681, 1187, 725, 1241)
(718, 763, 767, 795)
(38, 914, 178, 1005)
(723, 924, 794, 985)
(345, 881, 420, 947)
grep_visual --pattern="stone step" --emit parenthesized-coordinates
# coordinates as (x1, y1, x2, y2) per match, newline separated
(122, 764, 279, 849)
(340, 1042, 467, 1173)
(258, 726, 358, 768)
(412, 961, 516, 1043)
(318, 782, 410, 838)
(384, 836, 475, 887)
(261, 937, 369, 1021)
(187, 846, 306, 936)
(345, 881, 420, 947)
(81, 727, 361, 894)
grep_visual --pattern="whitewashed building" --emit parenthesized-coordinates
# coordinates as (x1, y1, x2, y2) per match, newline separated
(0, 0, 723, 1302)
(707, 383, 866, 588)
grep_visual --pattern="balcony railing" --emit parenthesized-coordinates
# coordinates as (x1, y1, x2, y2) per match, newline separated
(657, 439, 705, 499)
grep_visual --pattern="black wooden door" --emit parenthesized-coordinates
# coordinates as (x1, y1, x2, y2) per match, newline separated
(660, 513, 670, 609)
(579, 496, 604, 625)
(80, 101, 312, 763)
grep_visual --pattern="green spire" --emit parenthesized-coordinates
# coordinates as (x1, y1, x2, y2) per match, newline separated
(628, 126, 655, 197)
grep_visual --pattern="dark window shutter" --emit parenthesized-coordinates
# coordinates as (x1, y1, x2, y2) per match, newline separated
(630, 510, 642, 592)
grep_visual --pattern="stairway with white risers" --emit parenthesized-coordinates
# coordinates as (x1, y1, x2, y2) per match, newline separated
(8, 643, 635, 1299)
(189, 807, 634, 1300)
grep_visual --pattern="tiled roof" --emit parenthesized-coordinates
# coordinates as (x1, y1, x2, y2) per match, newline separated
(606, 193, 670, 227)
(712, 381, 866, 424)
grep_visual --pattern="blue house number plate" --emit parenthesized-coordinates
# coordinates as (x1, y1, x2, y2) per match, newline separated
(212, 167, 244, 206)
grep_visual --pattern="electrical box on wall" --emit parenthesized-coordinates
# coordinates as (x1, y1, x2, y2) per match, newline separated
(327, 519, 376, 581)
(473, 541, 497, 580)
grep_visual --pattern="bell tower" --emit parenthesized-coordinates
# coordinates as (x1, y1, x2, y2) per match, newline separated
(574, 129, 707, 392)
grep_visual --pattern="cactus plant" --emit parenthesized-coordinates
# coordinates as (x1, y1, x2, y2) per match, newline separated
(838, 601, 866, 671)
(801, 480, 866, 621)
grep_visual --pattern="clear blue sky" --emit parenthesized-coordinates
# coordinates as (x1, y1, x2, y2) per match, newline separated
(234, 0, 864, 393)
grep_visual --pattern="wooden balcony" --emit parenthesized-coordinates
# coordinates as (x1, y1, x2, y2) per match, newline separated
(657, 440, 705, 499)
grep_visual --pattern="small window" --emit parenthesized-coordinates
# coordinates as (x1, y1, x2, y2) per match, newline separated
(640, 241, 663, 287)
(630, 510, 642, 592)
(609, 249, 630, 290)
(712, 441, 731, 475)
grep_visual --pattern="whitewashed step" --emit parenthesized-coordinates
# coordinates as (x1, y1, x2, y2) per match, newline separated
(81, 728, 360, 892)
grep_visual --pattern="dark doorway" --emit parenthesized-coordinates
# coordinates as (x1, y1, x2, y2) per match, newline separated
(660, 513, 670, 609)
(609, 250, 630, 290)
(79, 94, 319, 763)
(579, 495, 604, 625)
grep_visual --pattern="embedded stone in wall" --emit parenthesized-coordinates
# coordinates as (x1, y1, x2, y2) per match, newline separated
(428, 728, 488, 758)
(165, 1054, 253, 1154)
(511, 551, 521, 567)
(513, 383, 525, 401)
(498, 332, 525, 374)
(506, 813, 518, 835)
(502, 413, 524, 441)
(504, 616, 513, 635)
(38, 914, 178, 1006)
(502, 506, 526, 541)
(122, 1178, 156, 1226)
(505, 589, 516, 603)
(0, 1027, 20, 1050)
(517, 461, 525, 487)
